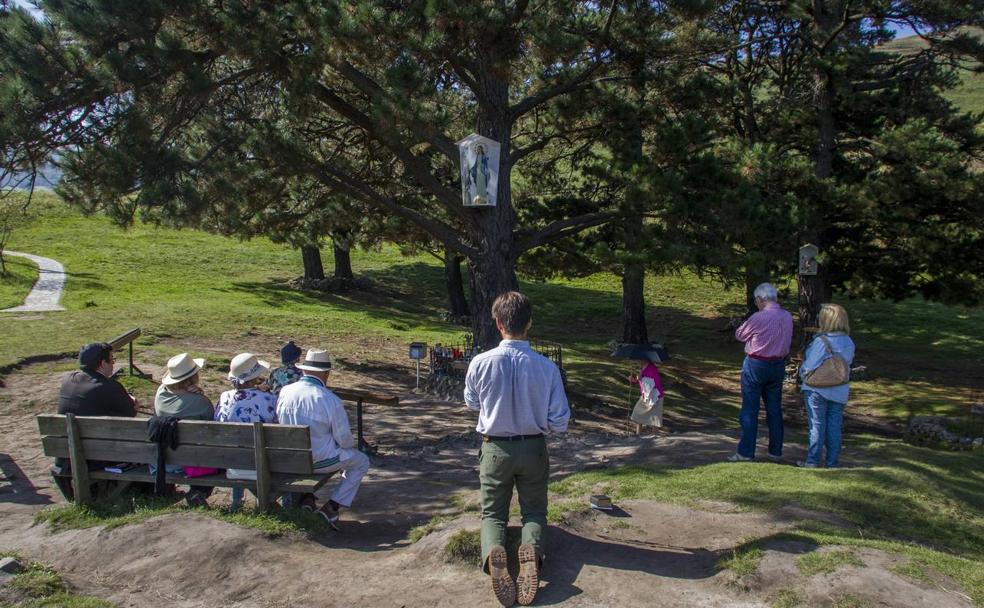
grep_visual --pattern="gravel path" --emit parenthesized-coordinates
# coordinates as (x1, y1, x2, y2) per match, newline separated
(0, 251, 66, 312)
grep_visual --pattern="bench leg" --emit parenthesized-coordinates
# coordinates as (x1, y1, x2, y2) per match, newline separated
(253, 422, 272, 511)
(65, 414, 91, 505)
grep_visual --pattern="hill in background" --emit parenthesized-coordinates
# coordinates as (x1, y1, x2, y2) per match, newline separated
(880, 27, 984, 116)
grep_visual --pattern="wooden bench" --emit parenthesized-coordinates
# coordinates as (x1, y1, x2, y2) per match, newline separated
(38, 413, 335, 510)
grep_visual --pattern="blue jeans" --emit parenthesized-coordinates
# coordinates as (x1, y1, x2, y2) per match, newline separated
(737, 357, 785, 458)
(804, 390, 846, 467)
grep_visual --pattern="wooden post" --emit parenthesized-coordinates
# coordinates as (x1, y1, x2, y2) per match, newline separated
(253, 422, 271, 511)
(356, 397, 366, 453)
(65, 413, 91, 505)
(128, 341, 134, 376)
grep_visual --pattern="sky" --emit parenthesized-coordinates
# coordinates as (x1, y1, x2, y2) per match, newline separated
(7, 0, 924, 40)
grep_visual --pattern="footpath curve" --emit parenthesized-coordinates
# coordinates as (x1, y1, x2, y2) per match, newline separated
(0, 251, 66, 312)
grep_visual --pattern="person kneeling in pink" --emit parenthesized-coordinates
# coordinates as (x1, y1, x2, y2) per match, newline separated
(275, 348, 369, 526)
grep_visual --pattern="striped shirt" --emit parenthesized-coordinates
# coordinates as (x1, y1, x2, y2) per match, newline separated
(464, 339, 570, 436)
(735, 302, 793, 359)
(276, 375, 354, 469)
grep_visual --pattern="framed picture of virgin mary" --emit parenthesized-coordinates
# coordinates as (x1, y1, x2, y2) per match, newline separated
(457, 133, 500, 207)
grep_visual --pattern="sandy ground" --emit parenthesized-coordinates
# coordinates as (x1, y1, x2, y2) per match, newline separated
(0, 354, 973, 608)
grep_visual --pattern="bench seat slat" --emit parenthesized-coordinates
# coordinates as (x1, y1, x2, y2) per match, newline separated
(53, 469, 334, 493)
(41, 437, 314, 475)
(37, 415, 311, 449)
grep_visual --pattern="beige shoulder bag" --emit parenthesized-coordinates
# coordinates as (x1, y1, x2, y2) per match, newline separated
(803, 335, 850, 388)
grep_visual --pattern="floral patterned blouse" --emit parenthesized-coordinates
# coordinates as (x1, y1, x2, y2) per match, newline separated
(268, 363, 303, 395)
(215, 388, 278, 424)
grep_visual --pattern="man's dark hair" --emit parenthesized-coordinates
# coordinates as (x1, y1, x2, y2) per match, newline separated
(492, 291, 532, 336)
(78, 342, 113, 370)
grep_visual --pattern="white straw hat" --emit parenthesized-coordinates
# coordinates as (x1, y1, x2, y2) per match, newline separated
(296, 349, 333, 372)
(228, 353, 270, 384)
(162, 353, 205, 385)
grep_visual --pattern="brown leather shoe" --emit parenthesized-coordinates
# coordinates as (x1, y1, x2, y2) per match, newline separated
(516, 543, 539, 605)
(488, 544, 516, 607)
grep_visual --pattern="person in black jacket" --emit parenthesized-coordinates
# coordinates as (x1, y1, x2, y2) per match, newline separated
(58, 343, 136, 418)
(52, 343, 138, 499)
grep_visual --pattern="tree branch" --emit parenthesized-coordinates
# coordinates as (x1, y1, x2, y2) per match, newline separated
(308, 81, 465, 217)
(514, 211, 615, 254)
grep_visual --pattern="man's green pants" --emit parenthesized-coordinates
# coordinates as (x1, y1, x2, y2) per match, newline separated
(479, 436, 549, 572)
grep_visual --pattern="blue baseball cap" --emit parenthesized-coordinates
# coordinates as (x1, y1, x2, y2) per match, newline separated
(79, 343, 111, 370)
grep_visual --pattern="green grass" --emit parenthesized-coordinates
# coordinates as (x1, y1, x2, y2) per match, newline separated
(880, 28, 984, 118)
(0, 553, 115, 608)
(550, 436, 983, 602)
(546, 499, 591, 524)
(796, 549, 864, 576)
(408, 514, 453, 543)
(0, 254, 38, 309)
(551, 438, 984, 558)
(890, 560, 933, 584)
(33, 492, 332, 538)
(833, 595, 874, 608)
(443, 529, 482, 566)
(770, 589, 802, 608)
(719, 545, 764, 578)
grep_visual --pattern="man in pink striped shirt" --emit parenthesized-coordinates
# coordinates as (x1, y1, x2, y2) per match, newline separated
(729, 283, 793, 461)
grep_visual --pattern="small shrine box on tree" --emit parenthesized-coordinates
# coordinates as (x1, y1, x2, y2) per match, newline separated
(457, 133, 501, 207)
(799, 243, 819, 276)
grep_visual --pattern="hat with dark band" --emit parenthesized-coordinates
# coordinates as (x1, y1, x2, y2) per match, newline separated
(296, 349, 332, 372)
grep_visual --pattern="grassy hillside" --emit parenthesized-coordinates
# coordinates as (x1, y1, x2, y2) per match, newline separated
(1, 191, 982, 421)
(0, 254, 39, 309)
(881, 28, 984, 116)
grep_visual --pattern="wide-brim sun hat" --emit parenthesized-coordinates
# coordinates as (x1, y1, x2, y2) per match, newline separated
(296, 349, 333, 372)
(228, 352, 271, 384)
(162, 353, 206, 385)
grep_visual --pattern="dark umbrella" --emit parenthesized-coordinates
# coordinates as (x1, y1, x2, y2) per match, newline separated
(610, 342, 671, 363)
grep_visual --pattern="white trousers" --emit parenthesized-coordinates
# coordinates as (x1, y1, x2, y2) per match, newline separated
(313, 448, 370, 508)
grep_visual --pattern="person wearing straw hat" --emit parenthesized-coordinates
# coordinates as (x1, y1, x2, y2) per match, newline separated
(155, 353, 212, 420)
(154, 353, 214, 507)
(276, 348, 370, 526)
(215, 352, 278, 510)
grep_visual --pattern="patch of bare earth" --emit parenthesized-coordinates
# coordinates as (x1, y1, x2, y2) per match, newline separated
(0, 348, 970, 607)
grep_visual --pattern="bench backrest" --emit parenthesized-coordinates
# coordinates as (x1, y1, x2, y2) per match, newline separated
(38, 415, 314, 475)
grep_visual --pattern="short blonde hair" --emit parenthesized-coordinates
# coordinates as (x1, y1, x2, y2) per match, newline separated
(818, 303, 850, 334)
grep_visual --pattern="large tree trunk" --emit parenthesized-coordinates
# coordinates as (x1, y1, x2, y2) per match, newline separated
(745, 268, 760, 318)
(467, 69, 519, 351)
(332, 234, 354, 281)
(620, 85, 648, 345)
(301, 245, 325, 281)
(621, 261, 648, 344)
(445, 247, 470, 320)
(469, 249, 518, 350)
(800, 3, 837, 332)
(799, 67, 834, 330)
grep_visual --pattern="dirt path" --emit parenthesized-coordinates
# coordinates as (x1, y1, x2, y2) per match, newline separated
(0, 357, 972, 607)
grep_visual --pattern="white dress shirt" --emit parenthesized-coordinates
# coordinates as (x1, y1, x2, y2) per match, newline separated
(464, 339, 570, 436)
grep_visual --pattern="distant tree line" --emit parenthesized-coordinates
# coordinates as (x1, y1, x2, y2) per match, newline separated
(1, 1, 981, 348)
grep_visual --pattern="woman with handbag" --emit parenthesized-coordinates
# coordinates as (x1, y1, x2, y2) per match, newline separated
(799, 304, 855, 468)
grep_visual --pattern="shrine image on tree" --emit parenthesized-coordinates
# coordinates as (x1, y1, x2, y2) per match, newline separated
(457, 134, 500, 207)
